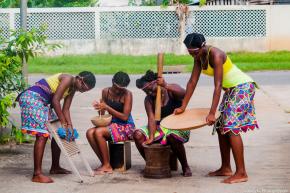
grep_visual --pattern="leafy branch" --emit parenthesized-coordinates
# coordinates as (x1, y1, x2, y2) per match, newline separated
(0, 26, 60, 143)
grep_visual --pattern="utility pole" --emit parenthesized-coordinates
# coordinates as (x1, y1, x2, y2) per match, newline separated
(20, 0, 28, 84)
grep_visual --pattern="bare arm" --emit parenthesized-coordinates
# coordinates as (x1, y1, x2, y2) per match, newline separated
(165, 84, 185, 101)
(206, 49, 224, 125)
(52, 74, 74, 126)
(157, 77, 185, 100)
(144, 96, 156, 144)
(62, 91, 75, 127)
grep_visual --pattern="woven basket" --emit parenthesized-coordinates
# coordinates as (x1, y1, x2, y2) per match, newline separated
(91, 114, 112, 127)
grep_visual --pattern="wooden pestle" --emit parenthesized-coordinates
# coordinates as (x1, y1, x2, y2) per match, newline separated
(155, 53, 164, 121)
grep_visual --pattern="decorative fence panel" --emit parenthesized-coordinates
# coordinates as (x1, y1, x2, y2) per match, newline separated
(185, 9, 266, 37)
(100, 11, 180, 39)
(0, 6, 267, 40)
(13, 12, 95, 39)
(0, 13, 10, 39)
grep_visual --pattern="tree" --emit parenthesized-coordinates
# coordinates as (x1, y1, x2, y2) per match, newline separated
(0, 26, 60, 144)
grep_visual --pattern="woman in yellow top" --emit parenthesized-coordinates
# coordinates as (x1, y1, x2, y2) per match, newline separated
(17, 71, 96, 183)
(175, 33, 259, 184)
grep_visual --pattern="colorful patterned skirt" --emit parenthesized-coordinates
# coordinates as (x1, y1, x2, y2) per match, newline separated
(214, 82, 259, 135)
(136, 125, 190, 145)
(108, 122, 135, 143)
(18, 90, 55, 138)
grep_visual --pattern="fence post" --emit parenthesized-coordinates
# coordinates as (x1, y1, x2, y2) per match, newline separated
(95, 8, 100, 40)
(8, 11, 15, 34)
(266, 6, 271, 51)
(20, 0, 28, 84)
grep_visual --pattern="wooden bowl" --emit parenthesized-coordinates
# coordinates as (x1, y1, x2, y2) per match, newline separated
(91, 114, 112, 127)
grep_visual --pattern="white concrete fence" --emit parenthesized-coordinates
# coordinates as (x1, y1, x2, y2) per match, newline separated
(1, 5, 290, 55)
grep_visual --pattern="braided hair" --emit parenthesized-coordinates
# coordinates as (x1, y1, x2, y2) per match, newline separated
(183, 32, 206, 49)
(112, 71, 130, 87)
(78, 71, 96, 89)
(136, 70, 158, 89)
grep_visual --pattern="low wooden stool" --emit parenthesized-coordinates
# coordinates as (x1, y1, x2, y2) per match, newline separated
(108, 141, 131, 171)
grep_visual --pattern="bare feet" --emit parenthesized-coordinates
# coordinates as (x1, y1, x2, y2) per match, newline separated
(32, 174, 54, 183)
(50, 167, 72, 174)
(207, 168, 233, 177)
(93, 165, 104, 172)
(182, 166, 192, 177)
(95, 170, 113, 175)
(94, 165, 113, 175)
(222, 173, 248, 184)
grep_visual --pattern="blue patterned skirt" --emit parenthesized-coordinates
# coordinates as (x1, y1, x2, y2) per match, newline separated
(18, 90, 56, 138)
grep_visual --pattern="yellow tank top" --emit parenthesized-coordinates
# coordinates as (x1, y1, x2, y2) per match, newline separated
(201, 47, 254, 88)
(45, 73, 70, 98)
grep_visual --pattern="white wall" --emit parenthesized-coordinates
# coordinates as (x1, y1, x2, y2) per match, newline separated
(1, 5, 290, 55)
(268, 5, 290, 50)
